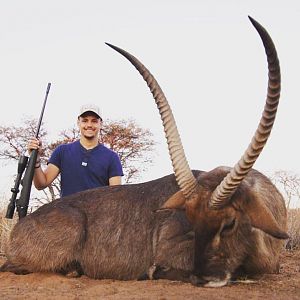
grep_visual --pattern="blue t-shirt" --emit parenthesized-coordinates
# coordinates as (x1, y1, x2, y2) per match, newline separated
(48, 140, 123, 197)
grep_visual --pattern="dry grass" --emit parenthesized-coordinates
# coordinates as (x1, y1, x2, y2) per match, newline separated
(0, 210, 17, 256)
(286, 208, 300, 250)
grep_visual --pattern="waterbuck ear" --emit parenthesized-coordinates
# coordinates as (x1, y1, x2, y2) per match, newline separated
(245, 198, 289, 240)
(161, 191, 186, 210)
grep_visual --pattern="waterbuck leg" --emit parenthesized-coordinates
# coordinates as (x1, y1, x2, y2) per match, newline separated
(149, 264, 191, 282)
(152, 210, 194, 281)
(0, 260, 31, 275)
(6, 205, 87, 274)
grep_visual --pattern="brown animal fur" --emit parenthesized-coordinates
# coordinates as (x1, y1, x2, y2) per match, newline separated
(0, 168, 287, 286)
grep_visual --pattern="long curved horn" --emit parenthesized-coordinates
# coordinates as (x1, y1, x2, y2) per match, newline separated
(106, 43, 198, 199)
(209, 16, 281, 209)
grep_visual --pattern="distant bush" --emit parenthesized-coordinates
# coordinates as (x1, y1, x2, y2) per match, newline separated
(286, 208, 300, 250)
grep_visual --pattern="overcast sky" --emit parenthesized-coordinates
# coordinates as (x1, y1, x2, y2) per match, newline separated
(0, 1, 299, 207)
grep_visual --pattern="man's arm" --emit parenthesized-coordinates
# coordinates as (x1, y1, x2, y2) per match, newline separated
(34, 163, 60, 190)
(109, 176, 122, 186)
(28, 137, 60, 190)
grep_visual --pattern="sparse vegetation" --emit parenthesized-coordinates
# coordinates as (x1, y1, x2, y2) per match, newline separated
(0, 209, 17, 256)
(270, 171, 300, 249)
(286, 208, 300, 250)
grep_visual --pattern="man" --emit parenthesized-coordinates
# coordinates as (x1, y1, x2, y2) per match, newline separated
(28, 104, 123, 197)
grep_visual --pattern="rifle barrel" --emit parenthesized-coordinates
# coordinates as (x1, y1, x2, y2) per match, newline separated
(35, 82, 51, 138)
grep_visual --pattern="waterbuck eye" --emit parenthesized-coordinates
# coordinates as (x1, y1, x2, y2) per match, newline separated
(221, 218, 236, 235)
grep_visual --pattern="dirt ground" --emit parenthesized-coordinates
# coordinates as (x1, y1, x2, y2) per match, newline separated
(0, 250, 299, 300)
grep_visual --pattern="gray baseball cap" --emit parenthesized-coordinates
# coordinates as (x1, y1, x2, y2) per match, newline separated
(78, 104, 102, 120)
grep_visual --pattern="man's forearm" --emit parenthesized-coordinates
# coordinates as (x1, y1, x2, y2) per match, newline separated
(33, 167, 48, 190)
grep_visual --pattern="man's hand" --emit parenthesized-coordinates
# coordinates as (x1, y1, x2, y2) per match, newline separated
(28, 138, 42, 156)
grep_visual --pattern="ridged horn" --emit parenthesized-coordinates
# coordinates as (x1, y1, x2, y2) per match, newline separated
(106, 42, 198, 199)
(209, 16, 281, 209)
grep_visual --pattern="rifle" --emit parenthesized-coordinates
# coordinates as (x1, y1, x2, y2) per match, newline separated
(5, 83, 52, 219)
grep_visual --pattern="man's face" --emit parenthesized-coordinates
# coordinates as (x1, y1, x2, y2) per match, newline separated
(77, 113, 102, 139)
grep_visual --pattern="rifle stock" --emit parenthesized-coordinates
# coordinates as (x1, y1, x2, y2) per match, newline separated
(5, 155, 28, 219)
(16, 150, 38, 218)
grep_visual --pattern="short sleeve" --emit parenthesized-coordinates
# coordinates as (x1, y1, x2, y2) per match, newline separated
(48, 145, 63, 169)
(108, 152, 124, 178)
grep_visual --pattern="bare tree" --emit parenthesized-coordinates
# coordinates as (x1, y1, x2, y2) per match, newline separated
(0, 118, 48, 161)
(100, 119, 155, 183)
(0, 117, 155, 207)
(270, 171, 300, 249)
(270, 170, 300, 209)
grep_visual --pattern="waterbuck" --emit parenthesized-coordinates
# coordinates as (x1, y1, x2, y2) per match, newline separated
(1, 16, 288, 287)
